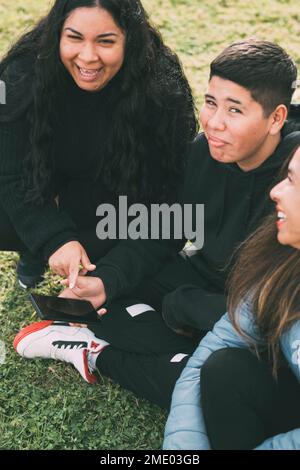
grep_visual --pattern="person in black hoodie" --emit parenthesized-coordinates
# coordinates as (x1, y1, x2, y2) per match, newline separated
(0, 0, 197, 289)
(60, 39, 300, 337)
(14, 40, 300, 409)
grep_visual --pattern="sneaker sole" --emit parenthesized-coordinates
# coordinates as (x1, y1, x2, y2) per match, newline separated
(82, 349, 98, 384)
(13, 321, 53, 351)
(13, 321, 98, 385)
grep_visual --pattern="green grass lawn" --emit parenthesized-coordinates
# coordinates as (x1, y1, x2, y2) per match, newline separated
(1, 0, 300, 450)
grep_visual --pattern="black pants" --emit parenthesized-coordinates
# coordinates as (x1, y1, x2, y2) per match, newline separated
(131, 254, 226, 336)
(201, 348, 300, 450)
(88, 297, 199, 409)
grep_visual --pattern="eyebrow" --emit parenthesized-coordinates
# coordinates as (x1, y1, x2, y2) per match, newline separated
(205, 93, 244, 106)
(64, 27, 118, 38)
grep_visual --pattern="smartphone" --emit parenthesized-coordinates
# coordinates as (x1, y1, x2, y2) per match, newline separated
(29, 293, 100, 324)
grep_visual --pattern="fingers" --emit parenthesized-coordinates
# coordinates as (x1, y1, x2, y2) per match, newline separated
(52, 266, 68, 278)
(60, 276, 85, 287)
(69, 286, 84, 298)
(58, 289, 79, 300)
(60, 276, 86, 292)
(79, 268, 88, 276)
(49, 259, 69, 278)
(58, 290, 68, 298)
(81, 251, 96, 272)
(68, 252, 95, 287)
(69, 323, 88, 328)
(68, 262, 79, 289)
(97, 308, 107, 317)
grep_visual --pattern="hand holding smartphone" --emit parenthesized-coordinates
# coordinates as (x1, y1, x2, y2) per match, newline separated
(29, 293, 101, 324)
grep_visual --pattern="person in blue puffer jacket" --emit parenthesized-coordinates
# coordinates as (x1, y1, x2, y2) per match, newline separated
(164, 143, 300, 450)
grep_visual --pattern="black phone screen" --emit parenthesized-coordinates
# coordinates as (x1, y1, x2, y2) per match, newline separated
(29, 293, 100, 324)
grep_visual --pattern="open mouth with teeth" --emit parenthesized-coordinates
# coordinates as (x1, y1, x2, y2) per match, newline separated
(277, 211, 286, 221)
(75, 64, 103, 81)
(276, 210, 287, 229)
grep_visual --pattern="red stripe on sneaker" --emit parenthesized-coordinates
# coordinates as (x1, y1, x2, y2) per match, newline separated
(82, 349, 98, 384)
(13, 321, 53, 351)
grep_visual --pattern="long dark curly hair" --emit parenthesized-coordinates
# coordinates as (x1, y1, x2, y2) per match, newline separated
(0, 0, 198, 206)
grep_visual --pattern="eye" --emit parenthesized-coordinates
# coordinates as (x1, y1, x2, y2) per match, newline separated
(97, 39, 115, 45)
(229, 107, 242, 114)
(205, 99, 216, 107)
(67, 35, 82, 41)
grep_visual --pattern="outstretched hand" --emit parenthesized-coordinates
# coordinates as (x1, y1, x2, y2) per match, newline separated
(59, 275, 108, 326)
(49, 241, 96, 288)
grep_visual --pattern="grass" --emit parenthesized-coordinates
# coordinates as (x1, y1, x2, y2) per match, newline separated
(0, 255, 166, 450)
(0, 0, 300, 451)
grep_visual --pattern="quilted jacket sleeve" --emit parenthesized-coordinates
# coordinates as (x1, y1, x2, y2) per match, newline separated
(255, 429, 300, 450)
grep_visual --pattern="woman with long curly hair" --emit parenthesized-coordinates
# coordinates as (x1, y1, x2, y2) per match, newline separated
(0, 0, 198, 289)
(164, 144, 300, 450)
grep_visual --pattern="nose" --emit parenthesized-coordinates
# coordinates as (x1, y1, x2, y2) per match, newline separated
(78, 42, 99, 63)
(207, 107, 226, 132)
(270, 180, 283, 202)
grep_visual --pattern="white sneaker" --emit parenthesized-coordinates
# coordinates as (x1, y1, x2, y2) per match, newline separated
(13, 321, 108, 384)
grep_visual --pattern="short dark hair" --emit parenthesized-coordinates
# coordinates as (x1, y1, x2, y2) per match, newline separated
(210, 39, 297, 116)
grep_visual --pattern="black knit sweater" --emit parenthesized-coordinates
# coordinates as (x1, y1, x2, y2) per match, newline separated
(0, 64, 171, 259)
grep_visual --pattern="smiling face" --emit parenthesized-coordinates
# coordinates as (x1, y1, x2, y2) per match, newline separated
(60, 6, 126, 92)
(200, 76, 285, 172)
(270, 147, 300, 249)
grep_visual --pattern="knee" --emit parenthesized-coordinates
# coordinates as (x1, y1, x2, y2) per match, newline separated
(162, 288, 184, 330)
(201, 348, 254, 391)
(162, 285, 226, 333)
(162, 285, 200, 331)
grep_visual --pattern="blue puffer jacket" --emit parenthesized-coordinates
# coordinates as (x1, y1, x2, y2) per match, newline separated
(163, 300, 300, 450)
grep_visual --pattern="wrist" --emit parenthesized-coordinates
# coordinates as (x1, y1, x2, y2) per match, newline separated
(95, 276, 107, 303)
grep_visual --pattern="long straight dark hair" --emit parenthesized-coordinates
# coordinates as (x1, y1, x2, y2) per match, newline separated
(0, 0, 198, 205)
(227, 144, 300, 374)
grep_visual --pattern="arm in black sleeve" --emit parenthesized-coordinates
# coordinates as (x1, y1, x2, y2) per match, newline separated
(0, 119, 79, 260)
(91, 236, 185, 303)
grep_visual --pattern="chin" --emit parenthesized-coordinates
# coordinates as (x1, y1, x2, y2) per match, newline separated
(277, 233, 290, 247)
(76, 80, 103, 92)
(209, 148, 222, 159)
(210, 151, 230, 163)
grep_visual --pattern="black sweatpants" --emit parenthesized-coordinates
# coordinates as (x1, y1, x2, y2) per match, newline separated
(200, 348, 300, 450)
(88, 297, 199, 409)
(129, 252, 226, 337)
